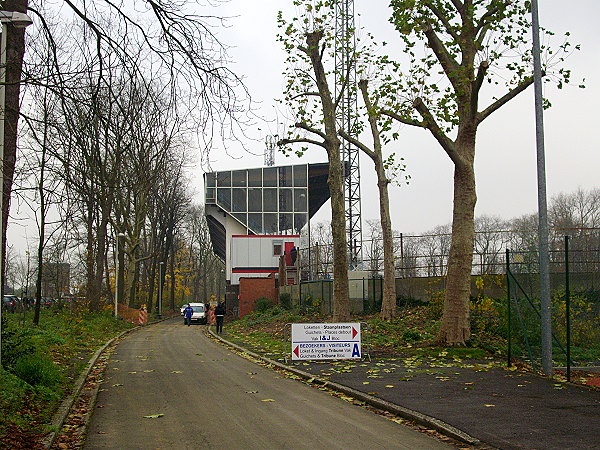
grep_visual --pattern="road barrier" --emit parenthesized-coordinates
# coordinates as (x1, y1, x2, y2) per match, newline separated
(138, 307, 148, 325)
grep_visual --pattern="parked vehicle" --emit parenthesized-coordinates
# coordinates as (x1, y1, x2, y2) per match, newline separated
(183, 303, 207, 325)
(2, 295, 20, 313)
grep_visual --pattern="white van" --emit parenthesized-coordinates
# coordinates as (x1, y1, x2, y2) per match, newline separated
(183, 303, 207, 325)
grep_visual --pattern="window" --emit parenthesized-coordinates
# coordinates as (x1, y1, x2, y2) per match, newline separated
(217, 188, 231, 211)
(279, 166, 292, 187)
(264, 214, 278, 233)
(232, 170, 247, 187)
(217, 171, 231, 187)
(263, 167, 277, 186)
(231, 188, 247, 212)
(293, 165, 307, 186)
(248, 168, 262, 187)
(206, 172, 216, 187)
(263, 189, 277, 212)
(205, 188, 216, 203)
(294, 213, 307, 233)
(279, 189, 293, 212)
(273, 241, 283, 256)
(279, 213, 293, 232)
(294, 189, 307, 212)
(248, 188, 262, 212)
(248, 213, 263, 233)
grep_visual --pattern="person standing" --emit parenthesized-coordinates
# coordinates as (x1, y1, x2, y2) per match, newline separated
(184, 304, 194, 326)
(215, 302, 225, 334)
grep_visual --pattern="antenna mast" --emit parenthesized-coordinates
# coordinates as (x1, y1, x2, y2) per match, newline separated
(265, 135, 277, 167)
(335, 0, 362, 269)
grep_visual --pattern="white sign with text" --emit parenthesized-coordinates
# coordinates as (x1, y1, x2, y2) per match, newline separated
(291, 323, 361, 360)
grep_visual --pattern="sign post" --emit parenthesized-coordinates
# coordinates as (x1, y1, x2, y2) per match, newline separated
(291, 323, 362, 360)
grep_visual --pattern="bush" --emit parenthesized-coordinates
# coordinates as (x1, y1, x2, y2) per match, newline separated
(13, 354, 63, 389)
(402, 329, 422, 342)
(254, 297, 275, 313)
(279, 292, 292, 310)
(0, 324, 35, 371)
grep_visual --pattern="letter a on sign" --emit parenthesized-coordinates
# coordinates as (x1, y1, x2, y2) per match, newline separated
(352, 343, 360, 358)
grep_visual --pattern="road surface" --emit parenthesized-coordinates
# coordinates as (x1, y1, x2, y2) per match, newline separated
(84, 318, 451, 449)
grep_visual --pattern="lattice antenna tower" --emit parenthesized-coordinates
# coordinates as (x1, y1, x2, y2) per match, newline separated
(335, 0, 363, 269)
(265, 135, 277, 167)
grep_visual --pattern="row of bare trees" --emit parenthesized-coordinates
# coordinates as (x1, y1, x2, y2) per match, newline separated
(303, 187, 600, 279)
(2, 1, 242, 321)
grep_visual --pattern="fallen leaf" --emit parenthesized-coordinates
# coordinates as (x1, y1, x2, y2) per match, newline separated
(385, 385, 394, 388)
(128, 371, 137, 374)
(144, 370, 155, 373)
(261, 399, 275, 402)
(171, 370, 183, 374)
(484, 404, 495, 407)
(362, 381, 370, 385)
(245, 391, 258, 394)
(112, 384, 123, 387)
(143, 414, 164, 419)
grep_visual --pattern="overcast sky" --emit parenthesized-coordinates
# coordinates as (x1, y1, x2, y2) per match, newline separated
(200, 0, 599, 235)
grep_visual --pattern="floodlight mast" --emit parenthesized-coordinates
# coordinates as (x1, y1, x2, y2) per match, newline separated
(334, 0, 362, 270)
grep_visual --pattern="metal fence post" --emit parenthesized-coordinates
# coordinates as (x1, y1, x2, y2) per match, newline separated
(506, 249, 512, 367)
(565, 235, 571, 382)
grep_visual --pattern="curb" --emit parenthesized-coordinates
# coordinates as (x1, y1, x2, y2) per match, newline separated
(42, 316, 173, 449)
(208, 327, 481, 447)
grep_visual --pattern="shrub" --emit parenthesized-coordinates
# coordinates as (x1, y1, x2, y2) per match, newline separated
(279, 292, 292, 310)
(0, 324, 35, 371)
(13, 354, 63, 389)
(402, 329, 422, 342)
(254, 297, 275, 313)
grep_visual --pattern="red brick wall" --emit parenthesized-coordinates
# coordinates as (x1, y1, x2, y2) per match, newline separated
(239, 277, 278, 318)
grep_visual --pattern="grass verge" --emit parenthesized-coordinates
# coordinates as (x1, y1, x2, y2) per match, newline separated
(0, 308, 135, 442)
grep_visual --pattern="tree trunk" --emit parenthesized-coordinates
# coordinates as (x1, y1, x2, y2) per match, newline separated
(438, 152, 476, 345)
(328, 146, 350, 321)
(377, 164, 397, 321)
(1, 0, 27, 298)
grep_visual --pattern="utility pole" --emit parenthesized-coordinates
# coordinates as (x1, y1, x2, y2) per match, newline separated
(531, 0, 552, 376)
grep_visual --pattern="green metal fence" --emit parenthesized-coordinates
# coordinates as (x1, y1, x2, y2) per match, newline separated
(279, 277, 383, 314)
(506, 236, 600, 379)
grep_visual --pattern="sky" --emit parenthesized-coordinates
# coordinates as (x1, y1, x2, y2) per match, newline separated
(197, 0, 600, 236)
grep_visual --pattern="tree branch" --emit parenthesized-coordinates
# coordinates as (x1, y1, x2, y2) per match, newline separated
(412, 97, 460, 165)
(278, 136, 325, 150)
(449, 0, 466, 21)
(477, 76, 534, 124)
(425, 3, 460, 43)
(339, 129, 375, 161)
(471, 60, 489, 118)
(295, 121, 327, 141)
(380, 109, 426, 128)
(422, 23, 460, 87)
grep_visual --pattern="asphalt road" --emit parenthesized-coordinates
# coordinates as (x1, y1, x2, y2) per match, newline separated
(84, 318, 451, 449)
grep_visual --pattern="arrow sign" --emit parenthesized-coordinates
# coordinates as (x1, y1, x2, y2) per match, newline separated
(291, 323, 362, 360)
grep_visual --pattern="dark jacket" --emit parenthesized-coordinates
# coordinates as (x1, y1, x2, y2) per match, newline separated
(215, 304, 225, 316)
